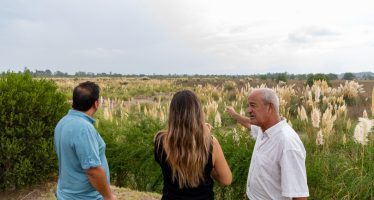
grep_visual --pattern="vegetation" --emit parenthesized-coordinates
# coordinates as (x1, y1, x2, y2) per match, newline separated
(0, 73, 70, 191)
(1, 73, 373, 200)
(90, 77, 373, 200)
(343, 72, 356, 80)
(9, 68, 374, 80)
(306, 73, 331, 86)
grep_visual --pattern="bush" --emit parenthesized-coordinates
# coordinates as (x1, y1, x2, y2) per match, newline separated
(223, 81, 236, 92)
(0, 72, 69, 191)
(342, 72, 356, 80)
(275, 72, 288, 83)
(99, 113, 165, 191)
(306, 73, 331, 87)
(99, 112, 255, 200)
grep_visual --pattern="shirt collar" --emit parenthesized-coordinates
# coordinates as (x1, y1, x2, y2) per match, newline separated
(68, 109, 96, 124)
(263, 118, 287, 138)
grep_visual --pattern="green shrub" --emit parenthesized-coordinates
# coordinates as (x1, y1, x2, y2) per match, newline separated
(0, 72, 69, 190)
(99, 113, 165, 191)
(275, 72, 288, 83)
(305, 140, 374, 200)
(223, 81, 237, 92)
(342, 72, 356, 80)
(212, 128, 254, 200)
(100, 111, 373, 199)
(99, 112, 255, 200)
(306, 73, 331, 87)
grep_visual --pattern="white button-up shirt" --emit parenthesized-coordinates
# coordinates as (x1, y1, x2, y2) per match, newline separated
(247, 119, 309, 200)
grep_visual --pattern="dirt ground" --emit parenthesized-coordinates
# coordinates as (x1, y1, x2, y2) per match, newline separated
(0, 182, 161, 200)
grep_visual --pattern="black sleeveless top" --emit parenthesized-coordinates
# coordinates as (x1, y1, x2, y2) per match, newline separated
(154, 133, 214, 200)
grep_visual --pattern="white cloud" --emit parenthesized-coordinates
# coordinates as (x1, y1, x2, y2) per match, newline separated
(146, 0, 374, 73)
(0, 0, 373, 74)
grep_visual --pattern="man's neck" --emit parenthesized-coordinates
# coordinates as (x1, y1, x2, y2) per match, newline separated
(84, 108, 95, 117)
(261, 116, 281, 132)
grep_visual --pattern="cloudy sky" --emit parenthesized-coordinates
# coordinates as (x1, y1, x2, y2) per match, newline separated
(1, 0, 373, 75)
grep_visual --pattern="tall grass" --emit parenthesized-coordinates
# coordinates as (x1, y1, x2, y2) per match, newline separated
(97, 112, 373, 199)
(59, 78, 373, 199)
(98, 113, 256, 200)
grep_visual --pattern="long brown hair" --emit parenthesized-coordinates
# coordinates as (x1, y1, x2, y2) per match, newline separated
(158, 90, 211, 188)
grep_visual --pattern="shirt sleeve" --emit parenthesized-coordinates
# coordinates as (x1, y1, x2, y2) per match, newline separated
(73, 127, 101, 169)
(280, 149, 309, 198)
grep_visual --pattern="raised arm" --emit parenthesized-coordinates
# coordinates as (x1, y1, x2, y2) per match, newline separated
(225, 106, 251, 128)
(211, 136, 232, 186)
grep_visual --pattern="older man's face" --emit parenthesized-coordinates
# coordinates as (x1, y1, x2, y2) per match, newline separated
(247, 91, 271, 127)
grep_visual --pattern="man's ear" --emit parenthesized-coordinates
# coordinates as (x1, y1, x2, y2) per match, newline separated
(268, 103, 274, 113)
(94, 100, 100, 109)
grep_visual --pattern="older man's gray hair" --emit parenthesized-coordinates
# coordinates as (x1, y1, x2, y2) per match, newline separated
(251, 88, 280, 114)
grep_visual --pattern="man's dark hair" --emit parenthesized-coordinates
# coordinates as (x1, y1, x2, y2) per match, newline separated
(72, 81, 100, 111)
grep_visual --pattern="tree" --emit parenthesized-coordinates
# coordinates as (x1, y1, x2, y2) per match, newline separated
(275, 72, 288, 83)
(54, 70, 68, 77)
(363, 74, 373, 80)
(259, 74, 268, 80)
(0, 72, 70, 190)
(306, 73, 331, 86)
(327, 73, 338, 80)
(45, 69, 52, 76)
(342, 72, 355, 80)
(75, 71, 87, 77)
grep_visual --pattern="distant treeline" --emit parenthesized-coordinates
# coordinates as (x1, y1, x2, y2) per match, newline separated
(2, 68, 374, 80)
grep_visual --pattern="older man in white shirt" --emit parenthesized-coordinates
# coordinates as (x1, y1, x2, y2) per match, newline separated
(226, 88, 309, 200)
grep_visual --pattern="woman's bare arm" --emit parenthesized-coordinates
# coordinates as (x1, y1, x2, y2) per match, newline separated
(211, 136, 232, 186)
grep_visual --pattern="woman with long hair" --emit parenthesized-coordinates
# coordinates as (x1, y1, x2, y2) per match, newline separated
(154, 90, 232, 200)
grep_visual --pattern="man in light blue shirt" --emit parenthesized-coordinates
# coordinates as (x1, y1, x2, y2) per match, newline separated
(54, 81, 116, 200)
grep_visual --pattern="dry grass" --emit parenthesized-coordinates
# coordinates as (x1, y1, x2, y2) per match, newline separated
(0, 182, 161, 200)
(112, 187, 160, 200)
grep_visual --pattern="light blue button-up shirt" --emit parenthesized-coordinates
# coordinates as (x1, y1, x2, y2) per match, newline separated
(54, 109, 110, 200)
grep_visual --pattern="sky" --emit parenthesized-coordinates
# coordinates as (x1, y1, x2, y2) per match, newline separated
(0, 0, 373, 75)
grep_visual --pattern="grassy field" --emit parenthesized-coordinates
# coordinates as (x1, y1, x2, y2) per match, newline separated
(50, 77, 373, 200)
(0, 181, 161, 200)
